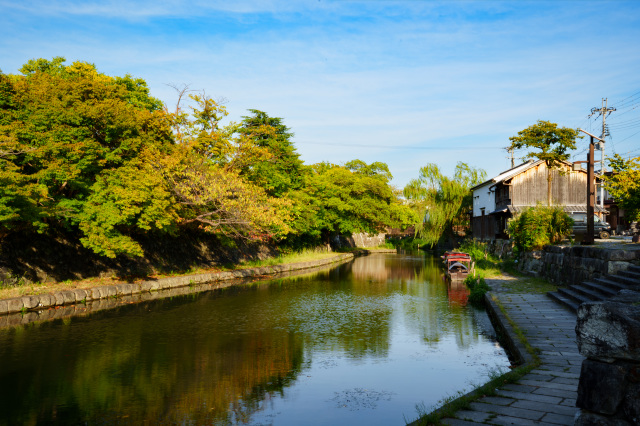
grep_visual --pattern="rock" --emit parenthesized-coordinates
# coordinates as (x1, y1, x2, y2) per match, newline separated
(622, 381, 640, 425)
(6, 298, 23, 313)
(73, 289, 87, 302)
(609, 290, 640, 304)
(576, 301, 640, 361)
(577, 359, 627, 415)
(574, 410, 632, 426)
(21, 295, 38, 309)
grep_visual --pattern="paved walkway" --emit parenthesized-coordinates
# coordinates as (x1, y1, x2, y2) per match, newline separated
(442, 281, 583, 425)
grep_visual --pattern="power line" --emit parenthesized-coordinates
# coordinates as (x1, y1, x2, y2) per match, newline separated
(296, 141, 503, 150)
(610, 90, 640, 107)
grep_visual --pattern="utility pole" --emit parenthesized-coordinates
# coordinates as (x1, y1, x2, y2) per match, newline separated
(577, 129, 605, 245)
(589, 98, 616, 211)
(506, 147, 515, 168)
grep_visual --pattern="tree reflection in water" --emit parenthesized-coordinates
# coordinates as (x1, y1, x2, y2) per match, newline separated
(0, 253, 507, 425)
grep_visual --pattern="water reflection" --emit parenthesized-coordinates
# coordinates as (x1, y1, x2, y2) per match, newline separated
(0, 253, 508, 425)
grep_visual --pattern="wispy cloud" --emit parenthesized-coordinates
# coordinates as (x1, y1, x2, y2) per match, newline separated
(2, 0, 639, 186)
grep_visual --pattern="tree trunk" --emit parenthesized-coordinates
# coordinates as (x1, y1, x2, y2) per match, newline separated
(547, 165, 552, 206)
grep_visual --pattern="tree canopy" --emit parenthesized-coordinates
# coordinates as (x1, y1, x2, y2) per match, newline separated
(604, 154, 640, 222)
(1, 57, 415, 257)
(508, 120, 580, 206)
(403, 162, 485, 246)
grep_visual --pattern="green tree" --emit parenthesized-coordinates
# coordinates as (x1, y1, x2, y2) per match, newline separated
(508, 120, 580, 206)
(236, 109, 304, 197)
(604, 154, 640, 222)
(404, 162, 485, 247)
(291, 161, 416, 245)
(0, 58, 172, 242)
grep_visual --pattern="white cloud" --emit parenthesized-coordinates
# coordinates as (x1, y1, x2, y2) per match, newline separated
(1, 0, 639, 186)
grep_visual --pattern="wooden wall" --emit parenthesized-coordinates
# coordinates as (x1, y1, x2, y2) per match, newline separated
(510, 162, 588, 206)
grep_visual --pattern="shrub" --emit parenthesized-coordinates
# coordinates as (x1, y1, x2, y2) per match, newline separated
(465, 275, 489, 307)
(507, 205, 572, 253)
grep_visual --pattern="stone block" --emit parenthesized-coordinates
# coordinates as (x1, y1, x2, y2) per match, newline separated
(121, 283, 133, 295)
(6, 298, 23, 313)
(73, 289, 87, 302)
(609, 250, 640, 261)
(21, 295, 38, 309)
(38, 294, 53, 308)
(609, 261, 632, 275)
(138, 281, 152, 292)
(577, 359, 627, 415)
(0, 299, 8, 314)
(104, 286, 117, 297)
(576, 301, 640, 361)
(62, 291, 76, 304)
(88, 288, 101, 300)
(52, 292, 65, 306)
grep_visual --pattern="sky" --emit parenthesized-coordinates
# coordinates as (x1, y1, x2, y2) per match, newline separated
(1, 0, 639, 189)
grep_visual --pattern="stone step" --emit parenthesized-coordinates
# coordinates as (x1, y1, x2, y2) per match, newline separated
(581, 281, 620, 298)
(628, 265, 640, 274)
(591, 277, 628, 293)
(606, 274, 639, 287)
(558, 287, 593, 305)
(547, 291, 579, 312)
(569, 284, 607, 302)
(619, 269, 640, 283)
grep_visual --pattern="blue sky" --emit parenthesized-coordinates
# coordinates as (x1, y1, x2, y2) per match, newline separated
(2, 0, 639, 189)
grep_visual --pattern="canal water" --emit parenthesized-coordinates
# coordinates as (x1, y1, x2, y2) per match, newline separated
(0, 252, 510, 425)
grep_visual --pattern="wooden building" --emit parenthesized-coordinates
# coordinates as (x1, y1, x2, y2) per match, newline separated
(471, 160, 605, 240)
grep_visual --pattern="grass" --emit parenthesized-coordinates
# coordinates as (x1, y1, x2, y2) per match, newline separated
(411, 363, 536, 425)
(239, 248, 337, 268)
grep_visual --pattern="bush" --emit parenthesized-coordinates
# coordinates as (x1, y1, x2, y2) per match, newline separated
(507, 205, 572, 253)
(465, 275, 490, 307)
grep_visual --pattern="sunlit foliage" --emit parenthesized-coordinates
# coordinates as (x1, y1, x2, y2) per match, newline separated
(605, 154, 640, 222)
(508, 120, 580, 206)
(404, 162, 486, 247)
(1, 57, 413, 258)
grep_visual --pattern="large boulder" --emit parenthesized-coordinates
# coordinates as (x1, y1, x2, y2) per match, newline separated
(576, 292, 640, 362)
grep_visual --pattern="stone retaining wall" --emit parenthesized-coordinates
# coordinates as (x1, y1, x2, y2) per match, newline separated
(574, 290, 640, 425)
(519, 245, 640, 286)
(0, 252, 377, 317)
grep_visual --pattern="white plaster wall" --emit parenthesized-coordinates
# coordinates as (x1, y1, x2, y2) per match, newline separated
(472, 183, 495, 217)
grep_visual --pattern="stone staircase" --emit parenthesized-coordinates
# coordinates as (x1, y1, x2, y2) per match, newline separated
(547, 264, 640, 312)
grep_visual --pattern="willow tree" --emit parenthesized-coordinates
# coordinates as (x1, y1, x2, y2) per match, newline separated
(508, 120, 580, 206)
(404, 162, 485, 246)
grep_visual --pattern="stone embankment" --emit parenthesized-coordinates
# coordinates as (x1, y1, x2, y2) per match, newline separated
(520, 244, 640, 287)
(0, 250, 392, 319)
(574, 290, 640, 425)
(436, 277, 584, 425)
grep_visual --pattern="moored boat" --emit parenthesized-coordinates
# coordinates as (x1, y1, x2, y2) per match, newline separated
(441, 251, 474, 281)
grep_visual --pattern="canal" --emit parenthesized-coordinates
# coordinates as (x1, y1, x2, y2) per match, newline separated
(0, 252, 510, 425)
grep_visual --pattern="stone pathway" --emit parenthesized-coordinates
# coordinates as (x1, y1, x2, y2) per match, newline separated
(442, 283, 583, 425)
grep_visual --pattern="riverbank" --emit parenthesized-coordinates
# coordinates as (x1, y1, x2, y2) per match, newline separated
(0, 249, 396, 318)
(412, 274, 582, 425)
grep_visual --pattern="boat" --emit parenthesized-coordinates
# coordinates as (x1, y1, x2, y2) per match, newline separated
(441, 251, 474, 281)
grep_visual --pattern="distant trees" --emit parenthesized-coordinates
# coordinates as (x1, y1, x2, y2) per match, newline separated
(403, 162, 485, 246)
(508, 120, 580, 206)
(0, 57, 415, 257)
